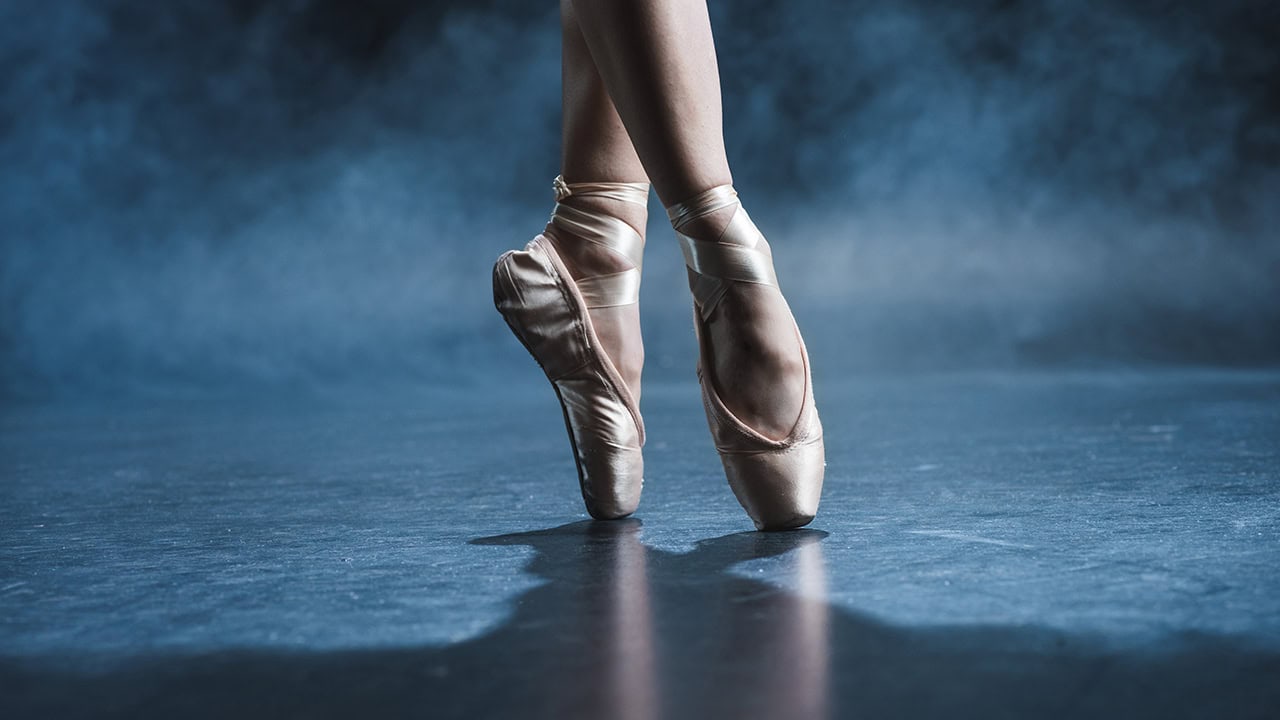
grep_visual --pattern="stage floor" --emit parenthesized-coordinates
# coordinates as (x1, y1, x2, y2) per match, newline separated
(3, 370, 1279, 718)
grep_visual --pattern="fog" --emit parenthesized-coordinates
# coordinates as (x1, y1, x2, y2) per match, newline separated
(2, 0, 1276, 397)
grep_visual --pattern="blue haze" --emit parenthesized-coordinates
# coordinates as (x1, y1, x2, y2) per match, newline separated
(1, 0, 1277, 397)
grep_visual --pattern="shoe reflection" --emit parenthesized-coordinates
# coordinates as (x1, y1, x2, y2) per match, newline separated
(559, 520, 659, 720)
(473, 521, 830, 719)
(676, 528, 831, 719)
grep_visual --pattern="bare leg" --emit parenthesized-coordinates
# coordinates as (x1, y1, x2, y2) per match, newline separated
(570, 0, 804, 440)
(551, 0, 649, 399)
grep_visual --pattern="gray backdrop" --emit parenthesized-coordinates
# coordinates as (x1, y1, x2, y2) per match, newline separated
(2, 0, 1277, 397)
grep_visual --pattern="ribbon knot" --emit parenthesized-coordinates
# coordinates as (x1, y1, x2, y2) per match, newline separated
(552, 175, 573, 202)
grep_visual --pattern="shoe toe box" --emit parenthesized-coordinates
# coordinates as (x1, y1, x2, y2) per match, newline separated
(721, 437, 824, 531)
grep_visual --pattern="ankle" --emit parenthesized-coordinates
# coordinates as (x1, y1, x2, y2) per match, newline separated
(561, 195, 647, 239)
(670, 204, 736, 244)
(547, 196, 647, 281)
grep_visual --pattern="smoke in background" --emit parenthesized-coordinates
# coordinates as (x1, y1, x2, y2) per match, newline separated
(2, 0, 1277, 396)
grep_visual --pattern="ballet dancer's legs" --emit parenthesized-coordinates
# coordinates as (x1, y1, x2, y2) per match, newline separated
(551, 0, 649, 399)
(489, 6, 654, 519)
(494, 1, 820, 525)
(569, 0, 805, 440)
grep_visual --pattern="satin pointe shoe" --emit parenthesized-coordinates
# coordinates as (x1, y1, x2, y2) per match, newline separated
(493, 176, 650, 520)
(667, 185, 825, 530)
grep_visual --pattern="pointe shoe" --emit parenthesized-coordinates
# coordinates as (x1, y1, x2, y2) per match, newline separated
(667, 185, 825, 531)
(493, 176, 650, 519)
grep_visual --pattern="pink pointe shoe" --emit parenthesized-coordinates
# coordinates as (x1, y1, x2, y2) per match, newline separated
(493, 177, 649, 519)
(667, 185, 825, 530)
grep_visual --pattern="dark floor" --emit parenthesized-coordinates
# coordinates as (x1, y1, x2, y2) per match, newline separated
(2, 370, 1279, 718)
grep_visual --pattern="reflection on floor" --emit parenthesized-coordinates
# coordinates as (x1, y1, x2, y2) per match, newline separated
(2, 370, 1279, 718)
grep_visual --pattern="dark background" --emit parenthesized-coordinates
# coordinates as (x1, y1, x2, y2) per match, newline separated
(2, 0, 1277, 397)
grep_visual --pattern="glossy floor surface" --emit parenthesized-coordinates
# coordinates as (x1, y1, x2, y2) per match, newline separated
(3, 370, 1279, 718)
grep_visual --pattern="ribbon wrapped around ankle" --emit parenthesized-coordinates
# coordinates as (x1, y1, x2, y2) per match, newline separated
(665, 184, 778, 318)
(554, 175, 650, 206)
(548, 176, 650, 309)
